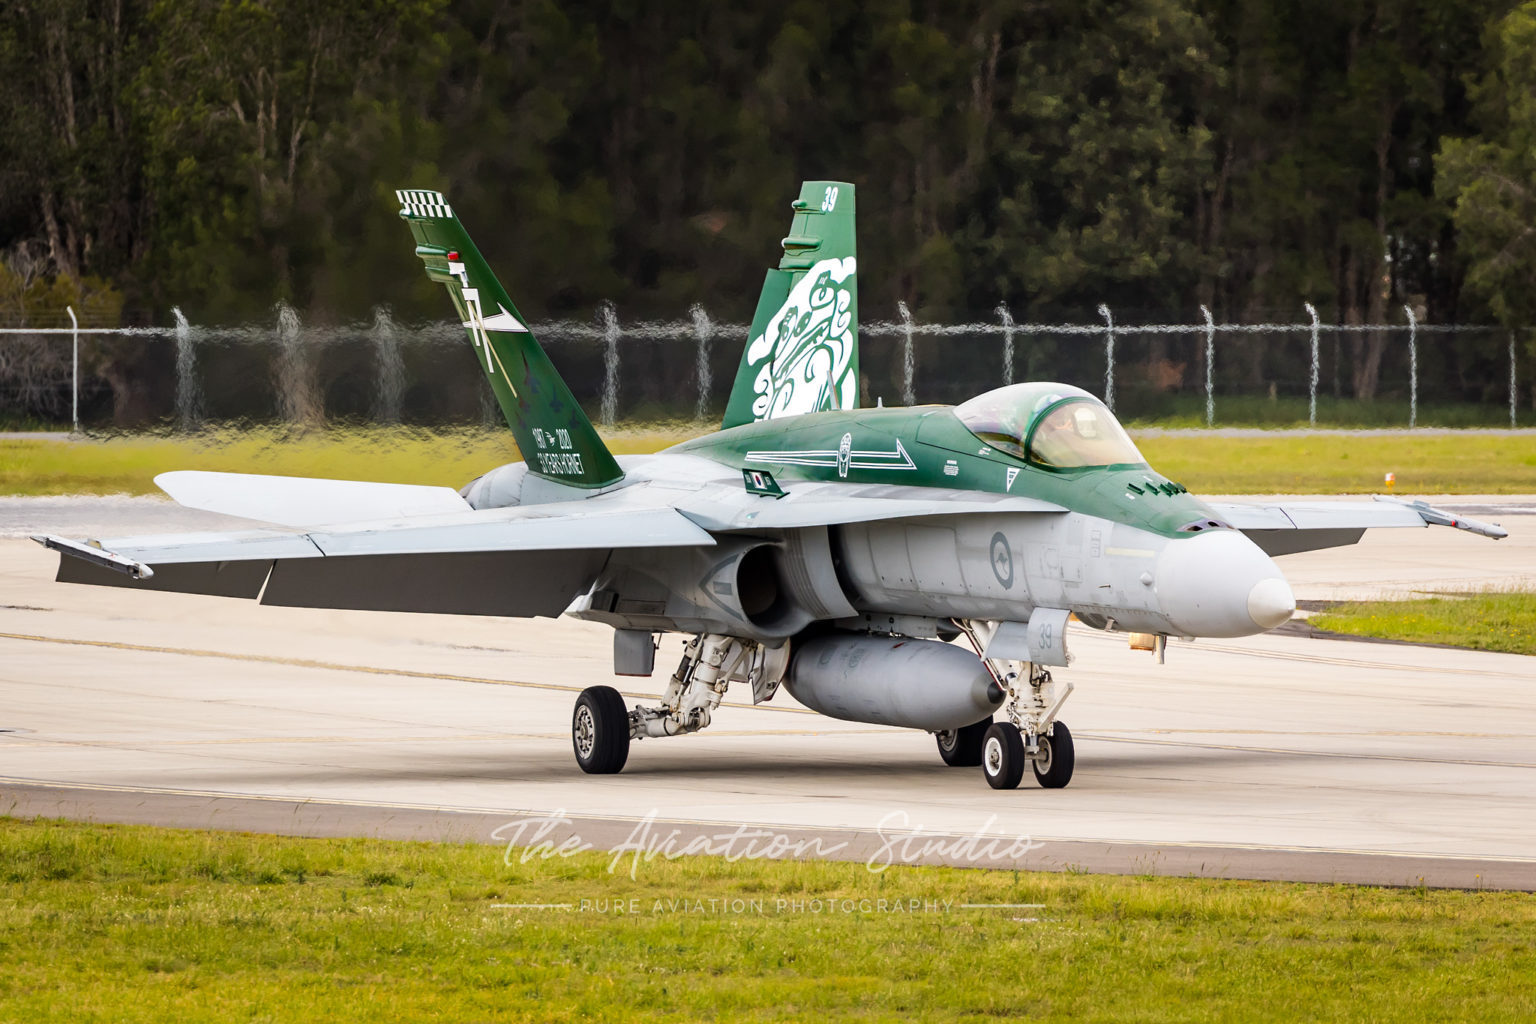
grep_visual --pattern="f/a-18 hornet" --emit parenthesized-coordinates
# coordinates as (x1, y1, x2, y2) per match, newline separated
(37, 180, 1505, 790)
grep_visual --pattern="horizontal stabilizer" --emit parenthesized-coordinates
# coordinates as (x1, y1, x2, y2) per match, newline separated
(156, 471, 471, 528)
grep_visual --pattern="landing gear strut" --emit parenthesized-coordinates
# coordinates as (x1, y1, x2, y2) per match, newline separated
(958, 620, 1077, 790)
(571, 633, 789, 775)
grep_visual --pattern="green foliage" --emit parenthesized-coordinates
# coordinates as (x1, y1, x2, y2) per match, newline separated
(0, 261, 123, 328)
(131, 0, 447, 320)
(1436, 3, 1536, 333)
(0, 0, 1531, 371)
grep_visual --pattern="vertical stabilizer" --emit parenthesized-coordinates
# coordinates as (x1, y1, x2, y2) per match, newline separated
(397, 189, 623, 489)
(722, 181, 858, 429)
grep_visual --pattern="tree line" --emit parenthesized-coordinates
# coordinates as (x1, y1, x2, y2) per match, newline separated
(1, 0, 1533, 408)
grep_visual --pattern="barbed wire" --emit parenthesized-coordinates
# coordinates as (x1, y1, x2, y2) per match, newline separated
(0, 316, 1501, 341)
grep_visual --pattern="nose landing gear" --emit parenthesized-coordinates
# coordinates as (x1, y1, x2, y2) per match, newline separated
(956, 619, 1078, 790)
(978, 718, 1076, 790)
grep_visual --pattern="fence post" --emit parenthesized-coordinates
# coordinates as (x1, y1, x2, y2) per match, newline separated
(173, 307, 206, 430)
(1512, 332, 1519, 429)
(1200, 305, 1215, 427)
(996, 304, 1015, 386)
(1097, 304, 1115, 412)
(1304, 303, 1320, 427)
(1406, 305, 1417, 429)
(898, 301, 915, 406)
(599, 301, 620, 427)
(67, 305, 79, 433)
(690, 304, 713, 422)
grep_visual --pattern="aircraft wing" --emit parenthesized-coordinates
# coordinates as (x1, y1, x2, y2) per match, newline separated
(1207, 496, 1507, 556)
(674, 481, 1067, 532)
(36, 500, 715, 617)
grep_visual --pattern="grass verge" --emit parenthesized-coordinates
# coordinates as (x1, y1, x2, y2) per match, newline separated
(2, 425, 1535, 496)
(1136, 432, 1536, 494)
(1310, 590, 1536, 656)
(0, 424, 697, 497)
(1, 817, 1534, 1022)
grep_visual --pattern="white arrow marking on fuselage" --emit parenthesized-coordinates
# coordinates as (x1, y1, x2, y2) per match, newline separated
(462, 303, 528, 333)
(745, 438, 916, 473)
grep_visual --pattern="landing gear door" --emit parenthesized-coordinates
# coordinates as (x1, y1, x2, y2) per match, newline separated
(1026, 607, 1072, 666)
(978, 607, 1071, 666)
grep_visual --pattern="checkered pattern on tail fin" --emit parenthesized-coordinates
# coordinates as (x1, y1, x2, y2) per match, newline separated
(396, 189, 454, 220)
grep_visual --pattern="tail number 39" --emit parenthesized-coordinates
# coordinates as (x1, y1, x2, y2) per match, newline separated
(821, 186, 840, 212)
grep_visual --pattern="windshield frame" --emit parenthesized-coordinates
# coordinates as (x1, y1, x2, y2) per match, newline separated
(1021, 396, 1147, 473)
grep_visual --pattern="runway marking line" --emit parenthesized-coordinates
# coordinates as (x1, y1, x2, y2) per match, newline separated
(5, 775, 1536, 867)
(1084, 732, 1536, 770)
(5, 634, 1533, 769)
(0, 727, 889, 750)
(0, 630, 819, 715)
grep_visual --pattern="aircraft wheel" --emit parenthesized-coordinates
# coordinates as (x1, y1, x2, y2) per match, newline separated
(981, 722, 1025, 790)
(936, 718, 992, 767)
(1032, 721, 1075, 789)
(573, 686, 630, 774)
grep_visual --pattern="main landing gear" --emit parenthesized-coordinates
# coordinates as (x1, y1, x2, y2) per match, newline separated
(572, 633, 789, 776)
(572, 685, 630, 774)
(952, 620, 1077, 790)
(934, 718, 991, 767)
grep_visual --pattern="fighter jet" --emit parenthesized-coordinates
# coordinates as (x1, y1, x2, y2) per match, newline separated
(36, 181, 1507, 790)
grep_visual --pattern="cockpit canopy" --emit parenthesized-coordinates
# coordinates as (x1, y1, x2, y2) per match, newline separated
(954, 383, 1146, 470)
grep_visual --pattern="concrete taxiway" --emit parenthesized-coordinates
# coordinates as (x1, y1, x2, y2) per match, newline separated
(1, 495, 1533, 888)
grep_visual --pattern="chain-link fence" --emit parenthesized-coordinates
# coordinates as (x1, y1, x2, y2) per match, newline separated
(1, 304, 1528, 430)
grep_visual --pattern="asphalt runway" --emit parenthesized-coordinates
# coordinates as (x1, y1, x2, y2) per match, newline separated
(2, 494, 1533, 889)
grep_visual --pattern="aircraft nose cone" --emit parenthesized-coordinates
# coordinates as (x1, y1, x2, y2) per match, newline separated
(1247, 577, 1296, 631)
(1156, 530, 1293, 638)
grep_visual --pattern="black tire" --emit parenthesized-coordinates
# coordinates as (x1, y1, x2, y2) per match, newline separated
(936, 718, 992, 767)
(573, 686, 630, 774)
(1032, 721, 1075, 789)
(981, 722, 1025, 790)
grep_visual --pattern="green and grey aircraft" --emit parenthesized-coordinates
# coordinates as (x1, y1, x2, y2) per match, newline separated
(36, 180, 1507, 790)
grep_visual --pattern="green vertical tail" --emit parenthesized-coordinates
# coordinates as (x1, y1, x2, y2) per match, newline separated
(397, 189, 623, 489)
(721, 181, 858, 430)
